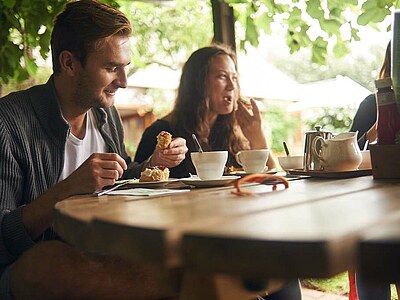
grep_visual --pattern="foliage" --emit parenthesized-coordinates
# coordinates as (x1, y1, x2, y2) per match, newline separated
(120, 0, 213, 72)
(0, 0, 212, 86)
(305, 106, 356, 134)
(0, 0, 397, 85)
(226, 0, 398, 65)
(263, 104, 300, 153)
(302, 273, 399, 299)
(0, 0, 119, 85)
(301, 272, 349, 296)
(267, 41, 385, 91)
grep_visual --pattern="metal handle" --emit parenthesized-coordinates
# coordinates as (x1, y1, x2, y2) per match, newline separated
(312, 136, 325, 162)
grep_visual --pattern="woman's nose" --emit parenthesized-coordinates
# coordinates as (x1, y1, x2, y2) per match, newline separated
(226, 77, 235, 90)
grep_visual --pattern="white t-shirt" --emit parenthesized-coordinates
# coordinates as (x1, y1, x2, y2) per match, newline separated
(58, 110, 107, 181)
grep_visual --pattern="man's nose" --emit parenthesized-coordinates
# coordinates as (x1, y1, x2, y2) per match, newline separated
(117, 68, 128, 88)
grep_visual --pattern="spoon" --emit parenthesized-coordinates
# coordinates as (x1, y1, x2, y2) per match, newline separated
(363, 139, 369, 151)
(283, 141, 290, 156)
(192, 134, 203, 153)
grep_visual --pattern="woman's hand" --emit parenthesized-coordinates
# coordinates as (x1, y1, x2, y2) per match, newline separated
(236, 98, 267, 149)
(366, 122, 377, 144)
(150, 137, 188, 168)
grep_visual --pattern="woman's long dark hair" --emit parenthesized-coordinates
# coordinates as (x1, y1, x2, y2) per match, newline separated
(168, 44, 249, 154)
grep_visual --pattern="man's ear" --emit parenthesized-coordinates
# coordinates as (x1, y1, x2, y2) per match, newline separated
(59, 50, 78, 76)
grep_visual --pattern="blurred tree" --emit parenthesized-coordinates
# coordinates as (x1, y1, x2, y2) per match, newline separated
(0, 0, 212, 88)
(0, 0, 397, 86)
(0, 0, 66, 85)
(305, 106, 355, 133)
(120, 0, 213, 72)
(263, 104, 300, 153)
(0, 0, 118, 91)
(227, 0, 396, 65)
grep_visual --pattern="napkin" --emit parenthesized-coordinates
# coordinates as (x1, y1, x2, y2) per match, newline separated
(107, 188, 190, 197)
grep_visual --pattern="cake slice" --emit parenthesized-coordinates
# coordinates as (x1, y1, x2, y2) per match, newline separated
(139, 166, 170, 182)
(157, 131, 172, 149)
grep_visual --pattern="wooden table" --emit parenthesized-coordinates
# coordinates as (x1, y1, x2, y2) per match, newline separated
(358, 210, 400, 282)
(54, 175, 400, 297)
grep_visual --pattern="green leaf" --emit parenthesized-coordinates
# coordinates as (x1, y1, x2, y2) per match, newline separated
(320, 19, 342, 36)
(3, 0, 16, 9)
(24, 55, 38, 76)
(16, 69, 29, 82)
(351, 28, 361, 41)
(39, 30, 51, 59)
(306, 0, 324, 20)
(255, 12, 273, 35)
(245, 15, 259, 47)
(274, 3, 290, 14)
(333, 39, 350, 57)
(225, 0, 248, 4)
(311, 37, 328, 64)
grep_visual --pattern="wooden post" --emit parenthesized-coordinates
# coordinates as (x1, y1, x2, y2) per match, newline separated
(211, 0, 236, 51)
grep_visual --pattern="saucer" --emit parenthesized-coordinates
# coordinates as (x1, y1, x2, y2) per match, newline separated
(227, 169, 277, 176)
(180, 175, 240, 187)
(114, 178, 179, 188)
(286, 168, 372, 179)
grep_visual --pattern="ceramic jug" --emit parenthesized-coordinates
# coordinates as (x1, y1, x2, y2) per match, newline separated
(312, 132, 362, 172)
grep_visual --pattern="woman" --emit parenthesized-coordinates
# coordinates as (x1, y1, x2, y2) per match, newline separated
(135, 44, 276, 178)
(350, 41, 391, 149)
(135, 44, 300, 300)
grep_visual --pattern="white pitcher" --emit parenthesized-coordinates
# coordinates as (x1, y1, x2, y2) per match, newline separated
(312, 132, 362, 172)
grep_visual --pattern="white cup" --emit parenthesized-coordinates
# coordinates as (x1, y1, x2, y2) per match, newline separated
(359, 150, 372, 169)
(235, 149, 270, 173)
(191, 151, 228, 180)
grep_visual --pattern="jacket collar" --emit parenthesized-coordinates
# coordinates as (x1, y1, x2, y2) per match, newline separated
(28, 76, 69, 143)
(29, 75, 112, 148)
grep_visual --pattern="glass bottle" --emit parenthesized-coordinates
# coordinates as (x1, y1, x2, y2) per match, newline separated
(375, 78, 400, 145)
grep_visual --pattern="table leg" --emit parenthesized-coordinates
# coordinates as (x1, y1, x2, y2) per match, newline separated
(179, 272, 284, 300)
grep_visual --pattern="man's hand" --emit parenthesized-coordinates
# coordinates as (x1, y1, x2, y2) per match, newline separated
(64, 153, 127, 194)
(150, 137, 188, 168)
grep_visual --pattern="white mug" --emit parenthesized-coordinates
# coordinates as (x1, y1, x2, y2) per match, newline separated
(235, 149, 269, 173)
(191, 151, 228, 180)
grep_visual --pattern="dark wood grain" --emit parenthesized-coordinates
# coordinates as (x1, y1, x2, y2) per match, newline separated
(358, 212, 400, 282)
(54, 176, 400, 280)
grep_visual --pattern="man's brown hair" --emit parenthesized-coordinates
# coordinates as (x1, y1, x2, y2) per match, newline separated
(51, 0, 132, 73)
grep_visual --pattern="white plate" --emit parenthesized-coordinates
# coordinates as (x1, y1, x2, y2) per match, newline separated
(115, 178, 179, 189)
(227, 169, 277, 176)
(180, 175, 240, 187)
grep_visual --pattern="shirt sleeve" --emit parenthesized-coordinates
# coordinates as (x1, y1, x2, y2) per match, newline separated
(0, 121, 35, 266)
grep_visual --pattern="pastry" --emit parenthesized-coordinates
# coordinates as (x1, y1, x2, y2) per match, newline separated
(157, 131, 172, 149)
(139, 166, 170, 182)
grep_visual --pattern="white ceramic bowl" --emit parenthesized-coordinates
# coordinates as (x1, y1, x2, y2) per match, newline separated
(278, 155, 303, 170)
(359, 150, 371, 169)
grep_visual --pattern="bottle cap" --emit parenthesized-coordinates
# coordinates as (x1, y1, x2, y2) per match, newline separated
(375, 78, 393, 89)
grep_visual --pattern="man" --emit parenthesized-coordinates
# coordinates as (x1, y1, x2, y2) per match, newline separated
(0, 0, 186, 299)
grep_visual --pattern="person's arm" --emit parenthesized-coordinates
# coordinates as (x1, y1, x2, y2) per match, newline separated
(0, 120, 36, 264)
(133, 121, 188, 169)
(0, 141, 127, 265)
(22, 153, 127, 239)
(350, 94, 377, 148)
